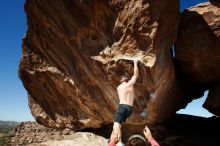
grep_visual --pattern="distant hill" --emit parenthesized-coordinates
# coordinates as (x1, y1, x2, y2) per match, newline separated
(0, 121, 19, 146)
(0, 120, 19, 130)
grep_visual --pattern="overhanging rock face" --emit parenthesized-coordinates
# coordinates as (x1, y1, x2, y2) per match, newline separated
(19, 0, 185, 130)
(176, 2, 220, 116)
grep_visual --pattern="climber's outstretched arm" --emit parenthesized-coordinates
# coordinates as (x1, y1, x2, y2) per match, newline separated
(126, 59, 138, 86)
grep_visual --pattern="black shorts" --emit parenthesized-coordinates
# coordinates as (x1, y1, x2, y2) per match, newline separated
(114, 104, 133, 124)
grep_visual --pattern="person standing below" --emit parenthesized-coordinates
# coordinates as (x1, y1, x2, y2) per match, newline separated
(125, 125, 160, 146)
(108, 125, 160, 146)
(108, 59, 139, 146)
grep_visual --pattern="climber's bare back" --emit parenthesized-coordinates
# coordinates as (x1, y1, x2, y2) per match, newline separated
(117, 83, 134, 106)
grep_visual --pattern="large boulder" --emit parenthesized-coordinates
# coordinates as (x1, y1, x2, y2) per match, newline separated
(19, 0, 183, 130)
(176, 1, 220, 116)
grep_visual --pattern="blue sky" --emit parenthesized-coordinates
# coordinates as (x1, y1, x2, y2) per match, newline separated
(180, 0, 208, 12)
(0, 0, 33, 121)
(0, 0, 211, 122)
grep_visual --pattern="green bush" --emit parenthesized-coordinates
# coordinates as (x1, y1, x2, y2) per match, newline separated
(0, 128, 12, 146)
(0, 134, 11, 146)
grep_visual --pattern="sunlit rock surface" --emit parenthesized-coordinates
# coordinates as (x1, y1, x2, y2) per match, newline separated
(19, 0, 188, 130)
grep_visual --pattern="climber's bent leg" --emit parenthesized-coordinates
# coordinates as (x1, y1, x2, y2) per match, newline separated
(114, 104, 133, 124)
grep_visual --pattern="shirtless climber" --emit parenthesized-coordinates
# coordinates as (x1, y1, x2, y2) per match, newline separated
(109, 59, 139, 145)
